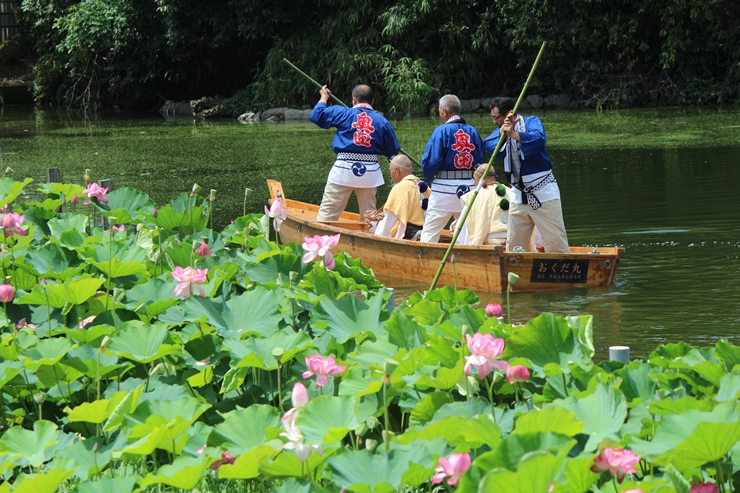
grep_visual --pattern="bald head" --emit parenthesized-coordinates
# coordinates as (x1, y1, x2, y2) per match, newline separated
(352, 84, 374, 104)
(389, 155, 413, 183)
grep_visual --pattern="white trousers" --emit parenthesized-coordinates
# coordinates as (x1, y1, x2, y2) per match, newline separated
(507, 199, 569, 253)
(316, 182, 376, 222)
(420, 208, 459, 243)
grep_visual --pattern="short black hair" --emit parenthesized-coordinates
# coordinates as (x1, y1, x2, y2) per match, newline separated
(490, 97, 515, 115)
(352, 84, 374, 104)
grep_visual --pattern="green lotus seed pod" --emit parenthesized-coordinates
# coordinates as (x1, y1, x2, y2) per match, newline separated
(499, 198, 510, 211)
(495, 184, 506, 197)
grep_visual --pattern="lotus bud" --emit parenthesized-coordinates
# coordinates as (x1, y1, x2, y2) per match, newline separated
(192, 183, 202, 194)
(450, 253, 457, 264)
(70, 194, 79, 204)
(152, 207, 159, 218)
(0, 283, 14, 303)
(291, 382, 309, 409)
(495, 184, 506, 197)
(244, 187, 253, 198)
(499, 198, 510, 210)
(100, 335, 111, 349)
(508, 272, 520, 284)
(33, 392, 47, 404)
(485, 303, 503, 318)
(93, 442, 99, 452)
(506, 365, 530, 384)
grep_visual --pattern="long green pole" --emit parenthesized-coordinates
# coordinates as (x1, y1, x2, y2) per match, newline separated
(428, 41, 547, 291)
(282, 58, 422, 167)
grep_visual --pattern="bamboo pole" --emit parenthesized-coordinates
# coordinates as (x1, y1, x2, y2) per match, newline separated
(428, 42, 548, 291)
(282, 58, 421, 167)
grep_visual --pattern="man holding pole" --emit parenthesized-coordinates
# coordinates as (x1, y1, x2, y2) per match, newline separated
(419, 94, 485, 243)
(484, 97, 569, 253)
(309, 84, 401, 222)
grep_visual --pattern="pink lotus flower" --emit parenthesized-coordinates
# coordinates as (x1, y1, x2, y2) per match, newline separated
(302, 354, 346, 387)
(302, 234, 340, 271)
(464, 332, 508, 379)
(195, 240, 212, 257)
(591, 448, 640, 483)
(171, 266, 208, 298)
(690, 483, 719, 493)
(623, 490, 644, 493)
(0, 284, 14, 303)
(485, 303, 503, 318)
(210, 451, 237, 471)
(112, 224, 125, 232)
(431, 452, 471, 486)
(1, 212, 27, 237)
(70, 194, 80, 204)
(265, 198, 287, 232)
(83, 183, 108, 204)
(506, 365, 530, 384)
(78, 316, 96, 329)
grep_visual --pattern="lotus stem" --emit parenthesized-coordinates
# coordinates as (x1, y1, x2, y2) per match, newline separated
(383, 371, 391, 451)
(716, 459, 726, 493)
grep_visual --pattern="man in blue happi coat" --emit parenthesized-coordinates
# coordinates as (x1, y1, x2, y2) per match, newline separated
(484, 97, 569, 253)
(420, 94, 485, 243)
(309, 84, 401, 222)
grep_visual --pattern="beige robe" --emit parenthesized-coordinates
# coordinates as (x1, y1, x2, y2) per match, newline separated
(459, 184, 513, 245)
(383, 175, 430, 237)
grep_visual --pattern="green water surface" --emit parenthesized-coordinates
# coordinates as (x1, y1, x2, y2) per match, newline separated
(1, 106, 739, 359)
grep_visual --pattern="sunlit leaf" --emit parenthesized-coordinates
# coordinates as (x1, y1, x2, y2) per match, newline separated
(139, 454, 214, 490)
(296, 395, 359, 444)
(512, 405, 583, 437)
(16, 277, 105, 308)
(0, 420, 59, 468)
(106, 322, 180, 363)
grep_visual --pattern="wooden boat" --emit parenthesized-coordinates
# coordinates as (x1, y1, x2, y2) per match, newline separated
(267, 180, 624, 293)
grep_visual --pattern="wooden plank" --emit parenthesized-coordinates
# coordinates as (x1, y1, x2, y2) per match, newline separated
(45, 167, 61, 183)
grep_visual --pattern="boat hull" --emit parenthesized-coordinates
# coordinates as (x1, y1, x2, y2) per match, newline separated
(268, 180, 623, 293)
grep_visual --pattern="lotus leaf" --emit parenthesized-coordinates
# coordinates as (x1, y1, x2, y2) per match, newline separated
(10, 467, 72, 493)
(71, 476, 140, 493)
(715, 339, 740, 370)
(48, 215, 89, 240)
(0, 420, 59, 468)
(105, 322, 180, 363)
(101, 187, 154, 224)
(296, 395, 359, 444)
(209, 405, 282, 454)
(226, 329, 312, 370)
(553, 380, 627, 450)
(617, 361, 659, 402)
(512, 405, 584, 437)
(16, 277, 105, 308)
(477, 450, 566, 493)
(0, 177, 33, 206)
(25, 243, 84, 280)
(476, 432, 575, 473)
(504, 313, 594, 372)
(217, 444, 282, 479)
(328, 447, 433, 493)
(139, 454, 215, 489)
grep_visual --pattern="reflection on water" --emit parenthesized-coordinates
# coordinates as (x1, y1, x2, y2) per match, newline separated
(2, 106, 740, 360)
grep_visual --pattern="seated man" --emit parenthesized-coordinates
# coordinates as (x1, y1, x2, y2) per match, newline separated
(372, 155, 430, 240)
(453, 165, 513, 246)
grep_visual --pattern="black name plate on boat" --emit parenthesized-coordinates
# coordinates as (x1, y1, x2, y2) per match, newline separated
(530, 259, 590, 283)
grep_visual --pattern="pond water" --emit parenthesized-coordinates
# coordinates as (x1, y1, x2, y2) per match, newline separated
(1, 105, 739, 359)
